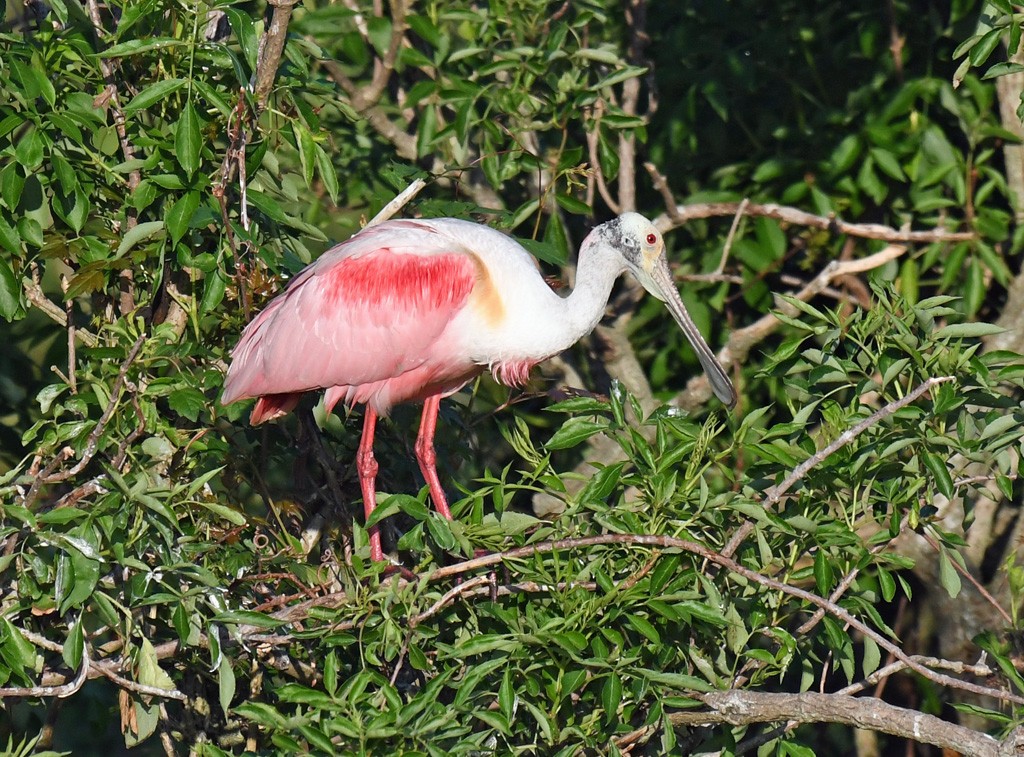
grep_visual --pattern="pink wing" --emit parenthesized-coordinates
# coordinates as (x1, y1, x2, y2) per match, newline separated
(223, 224, 478, 422)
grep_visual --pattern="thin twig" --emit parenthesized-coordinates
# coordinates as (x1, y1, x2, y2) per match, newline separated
(586, 101, 621, 214)
(0, 639, 89, 699)
(408, 576, 493, 628)
(922, 530, 1012, 625)
(673, 244, 908, 410)
(716, 198, 749, 274)
(23, 279, 98, 347)
(644, 162, 684, 224)
(319, 0, 416, 159)
(367, 179, 427, 227)
(795, 530, 902, 635)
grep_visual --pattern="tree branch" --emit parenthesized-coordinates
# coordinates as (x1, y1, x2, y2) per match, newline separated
(251, 0, 300, 107)
(672, 690, 1015, 757)
(654, 201, 975, 243)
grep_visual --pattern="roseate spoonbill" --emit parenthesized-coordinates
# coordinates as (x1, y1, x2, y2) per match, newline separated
(222, 213, 735, 560)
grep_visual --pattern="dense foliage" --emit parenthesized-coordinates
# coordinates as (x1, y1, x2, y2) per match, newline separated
(1, 0, 1023, 754)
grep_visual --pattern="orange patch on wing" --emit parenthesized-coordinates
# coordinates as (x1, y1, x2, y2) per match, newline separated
(466, 252, 505, 327)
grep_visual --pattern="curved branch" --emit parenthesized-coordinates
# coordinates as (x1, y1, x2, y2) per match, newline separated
(672, 690, 1012, 757)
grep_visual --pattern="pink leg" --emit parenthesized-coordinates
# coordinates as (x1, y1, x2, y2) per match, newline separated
(356, 407, 383, 561)
(415, 394, 452, 520)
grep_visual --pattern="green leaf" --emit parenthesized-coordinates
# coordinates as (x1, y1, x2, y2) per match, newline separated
(166, 191, 200, 244)
(590, 64, 647, 91)
(627, 614, 661, 644)
(933, 322, 1005, 339)
(862, 635, 881, 677)
(98, 37, 185, 58)
(602, 673, 623, 720)
(123, 78, 187, 113)
(983, 62, 1024, 80)
(14, 128, 44, 170)
(226, 9, 259, 69)
(937, 549, 962, 599)
(425, 514, 457, 551)
(62, 619, 84, 671)
(314, 144, 339, 203)
(16, 217, 43, 248)
(219, 656, 236, 714)
(813, 549, 835, 594)
(137, 638, 177, 691)
(196, 500, 247, 526)
(0, 162, 24, 210)
(168, 387, 206, 421)
(116, 220, 165, 257)
(979, 413, 1020, 442)
(294, 122, 316, 188)
(969, 28, 1003, 67)
(0, 255, 23, 320)
(635, 668, 713, 692)
(922, 451, 954, 499)
(497, 510, 539, 535)
(235, 702, 290, 729)
(176, 101, 202, 178)
(200, 268, 228, 314)
(547, 417, 608, 450)
(1, 619, 38, 672)
(367, 16, 393, 56)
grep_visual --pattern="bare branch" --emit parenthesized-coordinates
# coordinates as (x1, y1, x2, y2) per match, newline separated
(654, 201, 974, 243)
(319, 1, 416, 160)
(716, 198, 749, 274)
(644, 161, 684, 224)
(616, 0, 649, 212)
(251, 0, 301, 107)
(673, 690, 1009, 757)
(23, 278, 98, 347)
(586, 108, 621, 214)
(367, 179, 427, 227)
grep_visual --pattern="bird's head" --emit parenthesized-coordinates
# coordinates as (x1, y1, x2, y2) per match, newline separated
(593, 212, 737, 407)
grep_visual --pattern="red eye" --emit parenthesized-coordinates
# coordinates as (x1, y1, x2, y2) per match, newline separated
(646, 233, 657, 245)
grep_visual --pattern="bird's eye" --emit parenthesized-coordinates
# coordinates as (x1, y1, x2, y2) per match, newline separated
(646, 233, 657, 245)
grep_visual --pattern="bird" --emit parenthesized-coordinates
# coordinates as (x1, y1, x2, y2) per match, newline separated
(222, 213, 736, 561)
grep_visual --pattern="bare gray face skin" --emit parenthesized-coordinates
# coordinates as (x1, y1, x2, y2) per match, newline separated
(601, 213, 737, 407)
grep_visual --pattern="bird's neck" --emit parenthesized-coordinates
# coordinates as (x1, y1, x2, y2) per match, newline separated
(560, 238, 624, 346)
